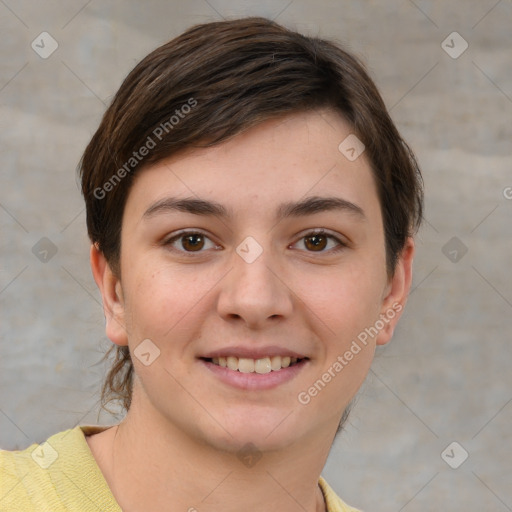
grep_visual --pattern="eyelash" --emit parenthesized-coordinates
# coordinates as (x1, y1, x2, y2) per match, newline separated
(163, 229, 347, 256)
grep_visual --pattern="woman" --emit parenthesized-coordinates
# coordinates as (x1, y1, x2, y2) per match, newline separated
(0, 16, 423, 512)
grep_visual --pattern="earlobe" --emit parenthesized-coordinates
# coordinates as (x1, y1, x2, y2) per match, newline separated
(90, 244, 128, 347)
(375, 238, 415, 346)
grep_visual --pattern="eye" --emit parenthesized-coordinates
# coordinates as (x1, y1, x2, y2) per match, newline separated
(163, 230, 219, 254)
(293, 229, 347, 254)
(163, 229, 347, 256)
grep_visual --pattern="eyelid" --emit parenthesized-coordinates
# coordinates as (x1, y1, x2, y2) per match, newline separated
(292, 228, 348, 252)
(163, 228, 348, 255)
(164, 228, 211, 241)
(163, 229, 220, 253)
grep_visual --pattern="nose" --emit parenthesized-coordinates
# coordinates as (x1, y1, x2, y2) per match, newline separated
(216, 241, 293, 329)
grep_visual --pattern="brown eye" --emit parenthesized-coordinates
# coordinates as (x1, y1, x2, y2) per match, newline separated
(303, 233, 328, 251)
(181, 233, 205, 252)
(293, 229, 347, 254)
(164, 231, 218, 255)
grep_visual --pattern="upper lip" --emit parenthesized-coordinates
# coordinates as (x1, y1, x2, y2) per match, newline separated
(201, 346, 308, 360)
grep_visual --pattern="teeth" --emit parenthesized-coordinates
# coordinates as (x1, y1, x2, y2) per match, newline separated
(210, 355, 302, 372)
(227, 356, 238, 371)
(270, 355, 282, 371)
(255, 357, 272, 374)
(238, 358, 255, 373)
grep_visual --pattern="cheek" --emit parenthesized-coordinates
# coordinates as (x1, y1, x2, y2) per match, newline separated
(125, 262, 215, 343)
(124, 264, 213, 398)
(300, 260, 385, 341)
(296, 269, 380, 415)
(294, 257, 384, 401)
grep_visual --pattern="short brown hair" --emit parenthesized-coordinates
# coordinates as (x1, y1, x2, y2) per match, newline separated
(79, 16, 423, 414)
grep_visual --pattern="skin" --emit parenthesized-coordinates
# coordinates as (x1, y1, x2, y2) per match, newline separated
(87, 108, 414, 512)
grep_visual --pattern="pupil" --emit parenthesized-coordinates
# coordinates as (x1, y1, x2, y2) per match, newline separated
(306, 234, 326, 251)
(183, 234, 203, 251)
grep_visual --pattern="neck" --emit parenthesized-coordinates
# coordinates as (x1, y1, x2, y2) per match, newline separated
(100, 391, 334, 512)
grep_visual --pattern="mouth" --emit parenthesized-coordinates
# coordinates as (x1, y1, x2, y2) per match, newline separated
(199, 353, 309, 391)
(201, 355, 307, 374)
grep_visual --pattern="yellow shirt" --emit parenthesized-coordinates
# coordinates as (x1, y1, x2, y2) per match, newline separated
(0, 426, 361, 511)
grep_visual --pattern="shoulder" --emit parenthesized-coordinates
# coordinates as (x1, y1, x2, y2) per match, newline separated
(318, 476, 363, 512)
(0, 425, 120, 512)
(0, 428, 75, 511)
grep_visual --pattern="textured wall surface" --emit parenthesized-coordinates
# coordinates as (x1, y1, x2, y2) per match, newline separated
(1, 1, 511, 510)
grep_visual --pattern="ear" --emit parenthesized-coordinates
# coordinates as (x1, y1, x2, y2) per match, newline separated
(90, 244, 128, 347)
(375, 237, 415, 346)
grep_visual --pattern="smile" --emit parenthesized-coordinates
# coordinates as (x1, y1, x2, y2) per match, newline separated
(207, 356, 304, 373)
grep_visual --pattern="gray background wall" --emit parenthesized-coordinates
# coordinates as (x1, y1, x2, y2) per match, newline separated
(1, 1, 511, 510)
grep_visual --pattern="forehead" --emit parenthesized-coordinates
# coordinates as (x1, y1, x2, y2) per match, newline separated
(124, 109, 381, 227)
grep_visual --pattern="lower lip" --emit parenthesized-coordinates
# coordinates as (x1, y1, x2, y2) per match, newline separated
(200, 359, 308, 391)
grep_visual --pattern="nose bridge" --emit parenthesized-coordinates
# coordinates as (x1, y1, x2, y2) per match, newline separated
(217, 235, 292, 325)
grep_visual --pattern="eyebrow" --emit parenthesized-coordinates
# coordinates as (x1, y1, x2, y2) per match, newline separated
(142, 195, 366, 222)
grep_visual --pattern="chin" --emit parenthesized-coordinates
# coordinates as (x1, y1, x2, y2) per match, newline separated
(202, 406, 304, 454)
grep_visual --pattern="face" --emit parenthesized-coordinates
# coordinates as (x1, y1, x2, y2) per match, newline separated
(95, 109, 413, 453)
